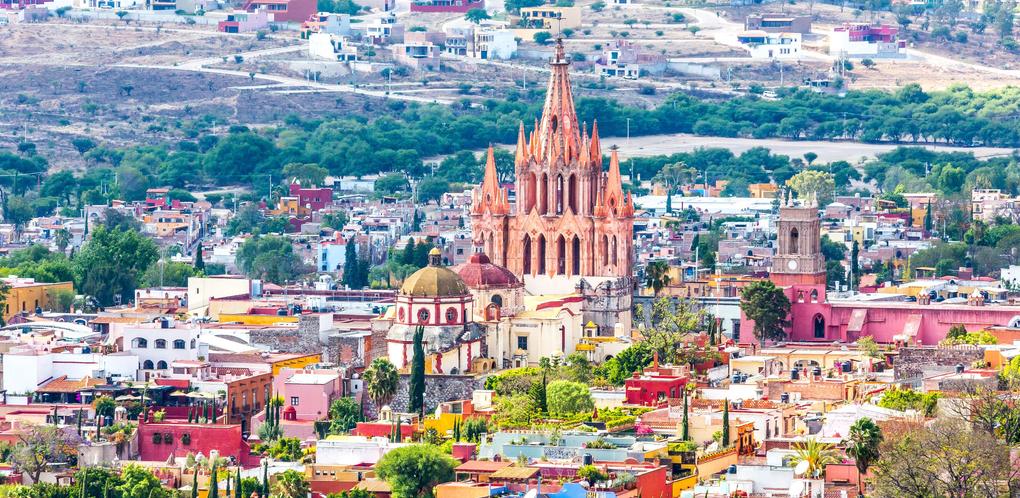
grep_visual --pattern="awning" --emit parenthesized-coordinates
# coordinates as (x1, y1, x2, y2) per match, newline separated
(848, 309, 868, 333)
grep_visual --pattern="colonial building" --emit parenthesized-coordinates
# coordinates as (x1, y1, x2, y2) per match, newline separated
(377, 248, 485, 374)
(470, 40, 635, 333)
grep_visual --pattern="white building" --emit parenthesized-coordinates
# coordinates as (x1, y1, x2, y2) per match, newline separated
(122, 320, 209, 375)
(829, 23, 905, 58)
(308, 32, 358, 62)
(316, 436, 408, 465)
(737, 30, 802, 59)
(187, 275, 258, 316)
(473, 28, 517, 60)
(2, 348, 138, 396)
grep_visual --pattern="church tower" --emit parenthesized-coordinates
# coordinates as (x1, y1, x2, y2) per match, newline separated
(770, 206, 826, 286)
(471, 39, 634, 294)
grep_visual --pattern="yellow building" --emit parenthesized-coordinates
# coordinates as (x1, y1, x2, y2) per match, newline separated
(748, 183, 779, 199)
(516, 5, 581, 32)
(3, 279, 74, 321)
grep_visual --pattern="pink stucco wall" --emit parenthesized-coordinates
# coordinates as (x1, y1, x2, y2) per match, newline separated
(739, 283, 1020, 345)
(274, 368, 341, 421)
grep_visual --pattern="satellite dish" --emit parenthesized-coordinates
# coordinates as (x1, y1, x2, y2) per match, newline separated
(794, 460, 810, 476)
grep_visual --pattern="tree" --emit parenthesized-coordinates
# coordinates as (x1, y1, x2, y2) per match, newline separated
(791, 438, 840, 479)
(643, 260, 671, 296)
(235, 235, 306, 284)
(375, 444, 457, 498)
(118, 464, 170, 498)
(546, 380, 593, 416)
(849, 240, 860, 289)
(492, 394, 537, 428)
(464, 7, 489, 23)
(680, 392, 689, 441)
(272, 470, 309, 498)
(533, 31, 552, 45)
(375, 173, 409, 195)
(787, 170, 835, 206)
(328, 397, 364, 434)
(803, 152, 818, 165)
(10, 425, 80, 484)
(576, 465, 607, 484)
(856, 336, 882, 359)
(409, 325, 426, 417)
(73, 226, 158, 306)
(141, 261, 200, 288)
(636, 296, 705, 364)
(871, 419, 1020, 497)
(721, 400, 730, 446)
(844, 418, 883, 498)
(362, 358, 399, 409)
(235, 468, 242, 498)
(595, 342, 653, 385)
(71, 138, 97, 156)
(740, 281, 791, 346)
(341, 241, 361, 288)
(415, 178, 450, 203)
(283, 163, 329, 187)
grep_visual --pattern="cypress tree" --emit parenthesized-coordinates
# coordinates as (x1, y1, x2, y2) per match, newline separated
(721, 399, 730, 447)
(195, 245, 205, 271)
(225, 470, 231, 498)
(261, 460, 268, 498)
(924, 201, 933, 231)
(666, 189, 673, 214)
(850, 240, 860, 289)
(342, 240, 358, 288)
(681, 392, 689, 441)
(235, 468, 242, 498)
(209, 461, 218, 498)
(409, 325, 426, 417)
(393, 416, 402, 443)
(191, 470, 198, 498)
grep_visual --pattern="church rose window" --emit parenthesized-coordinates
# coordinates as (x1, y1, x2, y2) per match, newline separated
(446, 307, 458, 323)
(417, 309, 430, 323)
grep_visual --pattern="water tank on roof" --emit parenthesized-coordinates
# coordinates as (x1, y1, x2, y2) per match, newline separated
(276, 308, 288, 316)
(780, 393, 790, 403)
(841, 361, 852, 373)
(582, 454, 593, 466)
(728, 465, 737, 474)
(791, 369, 800, 380)
(956, 363, 965, 374)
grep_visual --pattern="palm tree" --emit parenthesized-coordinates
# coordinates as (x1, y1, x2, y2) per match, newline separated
(644, 260, 672, 296)
(362, 357, 399, 409)
(791, 438, 840, 479)
(844, 418, 883, 498)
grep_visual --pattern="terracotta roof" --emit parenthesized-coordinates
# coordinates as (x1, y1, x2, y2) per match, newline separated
(37, 376, 104, 394)
(455, 460, 514, 473)
(451, 252, 520, 289)
(489, 466, 539, 480)
(354, 479, 390, 493)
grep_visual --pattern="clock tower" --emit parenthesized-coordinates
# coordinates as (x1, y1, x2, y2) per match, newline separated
(771, 206, 826, 286)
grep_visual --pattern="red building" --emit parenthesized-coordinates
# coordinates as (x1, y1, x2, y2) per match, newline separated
(409, 0, 483, 13)
(137, 414, 260, 467)
(624, 364, 690, 406)
(243, 0, 316, 23)
(288, 182, 333, 213)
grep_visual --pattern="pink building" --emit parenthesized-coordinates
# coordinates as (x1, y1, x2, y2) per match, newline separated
(274, 368, 342, 421)
(243, 0, 315, 22)
(289, 182, 333, 213)
(409, 0, 482, 13)
(218, 9, 270, 32)
(739, 206, 1020, 346)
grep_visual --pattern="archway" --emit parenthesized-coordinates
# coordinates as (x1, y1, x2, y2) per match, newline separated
(813, 314, 825, 339)
(789, 228, 800, 254)
(568, 174, 578, 214)
(556, 236, 566, 275)
(571, 236, 581, 276)
(601, 235, 609, 266)
(537, 235, 547, 274)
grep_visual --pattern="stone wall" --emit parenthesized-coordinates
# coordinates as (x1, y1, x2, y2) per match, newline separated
(363, 374, 479, 419)
(895, 346, 984, 381)
(249, 315, 322, 355)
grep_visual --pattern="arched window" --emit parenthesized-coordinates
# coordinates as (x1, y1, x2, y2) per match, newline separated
(491, 294, 503, 307)
(611, 236, 618, 266)
(571, 236, 581, 276)
(526, 173, 537, 213)
(154, 339, 167, 349)
(522, 235, 532, 275)
(798, 291, 805, 303)
(142, 360, 154, 370)
(556, 235, 566, 275)
(810, 290, 819, 303)
(190, 339, 197, 349)
(133, 338, 148, 349)
(173, 339, 186, 349)
(555, 175, 564, 215)
(601, 235, 609, 266)
(157, 360, 168, 370)
(568, 174, 578, 214)
(538, 235, 547, 274)
(813, 314, 825, 339)
(789, 228, 800, 255)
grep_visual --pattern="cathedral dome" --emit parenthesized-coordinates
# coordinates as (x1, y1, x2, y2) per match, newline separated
(453, 252, 521, 289)
(400, 248, 470, 297)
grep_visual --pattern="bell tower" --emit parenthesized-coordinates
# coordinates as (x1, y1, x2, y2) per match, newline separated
(771, 206, 826, 286)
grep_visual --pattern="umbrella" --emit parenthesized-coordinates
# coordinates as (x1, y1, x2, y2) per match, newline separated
(186, 392, 215, 399)
(170, 390, 190, 397)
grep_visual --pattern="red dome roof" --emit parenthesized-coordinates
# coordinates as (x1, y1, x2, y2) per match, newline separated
(453, 252, 521, 289)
